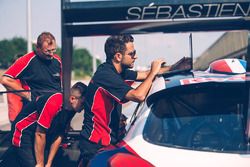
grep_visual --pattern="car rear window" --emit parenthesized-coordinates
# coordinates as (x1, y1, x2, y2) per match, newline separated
(143, 83, 248, 153)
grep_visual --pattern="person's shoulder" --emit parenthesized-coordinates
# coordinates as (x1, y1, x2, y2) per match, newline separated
(53, 54, 62, 63)
(36, 92, 62, 111)
(15, 51, 36, 63)
(93, 64, 114, 81)
(98, 62, 117, 74)
(5, 52, 36, 73)
(47, 92, 63, 106)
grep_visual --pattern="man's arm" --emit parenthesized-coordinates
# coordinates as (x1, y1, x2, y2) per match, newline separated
(45, 110, 75, 167)
(1, 76, 31, 101)
(136, 57, 192, 80)
(35, 125, 47, 167)
(136, 70, 150, 81)
(45, 136, 62, 167)
(136, 65, 172, 80)
(125, 59, 164, 102)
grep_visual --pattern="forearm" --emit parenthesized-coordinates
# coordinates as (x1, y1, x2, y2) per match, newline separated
(127, 59, 165, 102)
(136, 70, 150, 80)
(1, 76, 31, 100)
(137, 66, 171, 80)
(35, 132, 46, 167)
(46, 136, 62, 167)
(126, 71, 156, 102)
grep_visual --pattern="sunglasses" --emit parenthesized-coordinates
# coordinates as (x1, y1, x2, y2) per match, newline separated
(43, 48, 57, 54)
(127, 50, 136, 58)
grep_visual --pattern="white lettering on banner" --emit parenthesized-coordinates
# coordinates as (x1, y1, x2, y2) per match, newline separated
(188, 4, 202, 18)
(142, 6, 157, 19)
(180, 75, 246, 85)
(126, 3, 250, 20)
(157, 6, 172, 19)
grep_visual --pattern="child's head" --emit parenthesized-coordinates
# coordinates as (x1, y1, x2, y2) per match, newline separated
(70, 82, 87, 112)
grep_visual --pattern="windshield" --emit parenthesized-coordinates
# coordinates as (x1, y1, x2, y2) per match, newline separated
(143, 83, 249, 153)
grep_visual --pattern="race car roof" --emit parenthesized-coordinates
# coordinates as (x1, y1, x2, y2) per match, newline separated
(147, 72, 246, 106)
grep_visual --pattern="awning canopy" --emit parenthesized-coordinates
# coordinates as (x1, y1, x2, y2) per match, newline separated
(61, 0, 250, 108)
(62, 0, 250, 36)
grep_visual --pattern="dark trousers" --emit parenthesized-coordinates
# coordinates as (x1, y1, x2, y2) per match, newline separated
(0, 145, 35, 167)
(14, 146, 36, 167)
(78, 137, 103, 167)
(0, 147, 19, 167)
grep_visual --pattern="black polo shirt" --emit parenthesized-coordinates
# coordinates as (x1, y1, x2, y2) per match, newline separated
(81, 62, 137, 146)
(12, 93, 63, 148)
(4, 51, 62, 100)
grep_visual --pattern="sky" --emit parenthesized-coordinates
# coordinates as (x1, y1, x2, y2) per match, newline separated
(0, 0, 224, 67)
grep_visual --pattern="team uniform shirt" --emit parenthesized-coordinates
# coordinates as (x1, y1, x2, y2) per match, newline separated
(12, 93, 62, 147)
(46, 109, 76, 146)
(81, 62, 137, 146)
(3, 51, 62, 100)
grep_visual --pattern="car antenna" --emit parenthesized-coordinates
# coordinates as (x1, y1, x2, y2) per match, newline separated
(189, 33, 194, 71)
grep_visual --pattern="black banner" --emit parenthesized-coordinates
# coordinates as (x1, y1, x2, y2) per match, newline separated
(64, 2, 250, 23)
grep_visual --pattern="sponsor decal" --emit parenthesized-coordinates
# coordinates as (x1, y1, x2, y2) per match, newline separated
(180, 74, 245, 85)
(52, 73, 60, 77)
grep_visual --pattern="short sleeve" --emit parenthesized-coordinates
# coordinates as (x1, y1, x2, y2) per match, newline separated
(36, 93, 63, 129)
(94, 70, 136, 103)
(3, 52, 35, 79)
(122, 69, 137, 86)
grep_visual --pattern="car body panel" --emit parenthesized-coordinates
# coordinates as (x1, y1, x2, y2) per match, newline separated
(90, 58, 250, 167)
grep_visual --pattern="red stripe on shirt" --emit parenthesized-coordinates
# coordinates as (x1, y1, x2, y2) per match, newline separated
(12, 111, 39, 147)
(4, 52, 36, 78)
(89, 88, 114, 146)
(37, 93, 62, 129)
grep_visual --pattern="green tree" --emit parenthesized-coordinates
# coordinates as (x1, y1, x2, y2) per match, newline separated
(72, 48, 101, 78)
(0, 37, 99, 78)
(0, 37, 26, 68)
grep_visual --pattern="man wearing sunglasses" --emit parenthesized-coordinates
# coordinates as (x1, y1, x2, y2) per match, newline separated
(78, 34, 191, 166)
(1, 32, 61, 107)
(0, 82, 87, 167)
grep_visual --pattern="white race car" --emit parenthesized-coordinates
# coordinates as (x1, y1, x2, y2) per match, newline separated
(89, 58, 250, 167)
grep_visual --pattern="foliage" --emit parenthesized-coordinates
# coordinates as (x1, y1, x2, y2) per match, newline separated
(0, 37, 27, 68)
(72, 48, 101, 78)
(0, 37, 100, 78)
